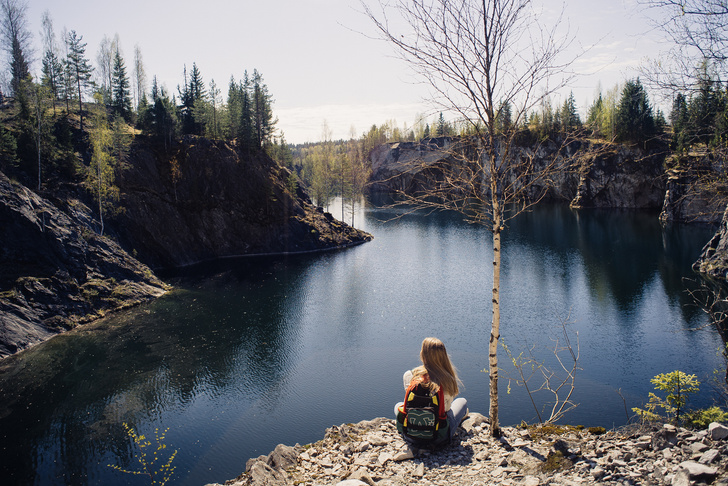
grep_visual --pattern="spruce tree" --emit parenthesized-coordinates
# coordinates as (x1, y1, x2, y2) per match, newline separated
(251, 69, 275, 148)
(111, 47, 132, 121)
(436, 112, 447, 136)
(238, 71, 255, 153)
(616, 78, 655, 145)
(225, 76, 241, 140)
(560, 91, 581, 131)
(496, 101, 512, 134)
(689, 64, 719, 145)
(670, 93, 689, 150)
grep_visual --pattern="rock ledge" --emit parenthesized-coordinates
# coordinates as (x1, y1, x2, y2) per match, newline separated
(211, 416, 728, 486)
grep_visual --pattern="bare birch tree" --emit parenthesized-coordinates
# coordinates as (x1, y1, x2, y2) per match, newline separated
(132, 43, 146, 110)
(639, 0, 728, 93)
(363, 0, 580, 436)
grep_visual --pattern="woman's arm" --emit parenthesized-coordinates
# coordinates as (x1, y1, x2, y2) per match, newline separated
(402, 369, 413, 389)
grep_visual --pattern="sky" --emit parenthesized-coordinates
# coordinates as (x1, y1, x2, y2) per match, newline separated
(22, 0, 666, 144)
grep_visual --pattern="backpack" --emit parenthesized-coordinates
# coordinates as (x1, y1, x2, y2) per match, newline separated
(396, 375, 450, 447)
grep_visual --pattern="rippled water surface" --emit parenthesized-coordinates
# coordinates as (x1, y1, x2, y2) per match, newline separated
(0, 201, 724, 485)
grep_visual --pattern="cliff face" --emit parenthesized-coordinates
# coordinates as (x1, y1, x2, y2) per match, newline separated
(116, 136, 372, 269)
(570, 144, 666, 209)
(369, 138, 667, 210)
(368, 138, 728, 284)
(694, 204, 728, 281)
(0, 136, 372, 358)
(0, 171, 168, 358)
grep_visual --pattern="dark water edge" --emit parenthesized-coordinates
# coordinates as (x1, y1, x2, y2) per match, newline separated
(0, 201, 725, 485)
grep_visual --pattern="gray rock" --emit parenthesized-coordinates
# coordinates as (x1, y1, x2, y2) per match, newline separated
(653, 426, 678, 450)
(698, 448, 720, 464)
(672, 469, 691, 486)
(222, 417, 728, 486)
(267, 443, 300, 469)
(248, 461, 288, 486)
(708, 422, 728, 440)
(677, 460, 718, 481)
(347, 469, 376, 486)
(592, 466, 607, 480)
(690, 442, 709, 454)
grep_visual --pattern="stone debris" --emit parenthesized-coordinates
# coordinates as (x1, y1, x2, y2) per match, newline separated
(210, 417, 728, 486)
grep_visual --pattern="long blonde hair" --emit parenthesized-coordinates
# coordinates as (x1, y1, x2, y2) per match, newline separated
(412, 337, 460, 397)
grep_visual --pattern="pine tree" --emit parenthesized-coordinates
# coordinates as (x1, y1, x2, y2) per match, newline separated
(251, 69, 276, 148)
(670, 93, 689, 150)
(496, 101, 512, 135)
(189, 63, 206, 135)
(178, 65, 193, 134)
(65, 30, 94, 131)
(436, 112, 447, 136)
(142, 76, 177, 151)
(225, 76, 241, 139)
(206, 78, 221, 139)
(238, 71, 255, 153)
(178, 63, 206, 135)
(616, 78, 656, 145)
(689, 63, 719, 145)
(560, 91, 581, 132)
(111, 47, 132, 121)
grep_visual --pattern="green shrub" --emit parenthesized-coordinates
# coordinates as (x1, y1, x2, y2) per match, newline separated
(684, 406, 728, 429)
(632, 370, 700, 424)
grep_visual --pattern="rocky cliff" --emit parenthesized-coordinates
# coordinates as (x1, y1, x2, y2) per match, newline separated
(214, 416, 728, 486)
(0, 136, 372, 358)
(694, 204, 728, 281)
(659, 153, 728, 224)
(0, 171, 168, 357)
(570, 144, 666, 209)
(116, 136, 372, 269)
(369, 138, 667, 210)
(368, 138, 728, 286)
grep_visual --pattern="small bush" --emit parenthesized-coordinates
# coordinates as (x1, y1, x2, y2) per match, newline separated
(684, 407, 728, 429)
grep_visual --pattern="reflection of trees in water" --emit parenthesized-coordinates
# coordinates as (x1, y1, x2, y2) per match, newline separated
(508, 205, 716, 322)
(0, 255, 310, 484)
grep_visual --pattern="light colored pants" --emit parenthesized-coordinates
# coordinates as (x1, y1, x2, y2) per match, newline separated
(394, 397, 469, 439)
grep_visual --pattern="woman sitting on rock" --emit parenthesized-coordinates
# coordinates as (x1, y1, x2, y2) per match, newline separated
(395, 337, 468, 444)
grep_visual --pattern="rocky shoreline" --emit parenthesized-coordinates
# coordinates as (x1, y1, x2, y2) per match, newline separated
(212, 414, 728, 486)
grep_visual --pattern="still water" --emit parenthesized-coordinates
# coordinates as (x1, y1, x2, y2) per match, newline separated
(0, 201, 724, 485)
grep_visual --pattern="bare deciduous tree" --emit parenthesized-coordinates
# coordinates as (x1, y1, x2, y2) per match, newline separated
(133, 44, 146, 110)
(640, 0, 728, 93)
(363, 0, 582, 436)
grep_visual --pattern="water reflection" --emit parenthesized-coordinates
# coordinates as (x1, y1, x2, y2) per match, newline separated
(0, 201, 723, 485)
(0, 257, 312, 484)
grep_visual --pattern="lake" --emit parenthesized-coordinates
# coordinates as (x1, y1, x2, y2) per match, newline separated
(0, 200, 724, 485)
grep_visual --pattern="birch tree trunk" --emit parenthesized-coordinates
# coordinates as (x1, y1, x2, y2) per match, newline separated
(489, 176, 503, 436)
